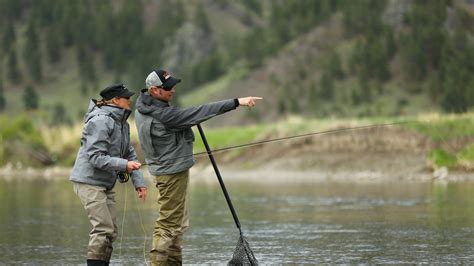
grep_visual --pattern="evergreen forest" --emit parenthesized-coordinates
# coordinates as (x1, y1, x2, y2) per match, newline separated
(1, 0, 474, 124)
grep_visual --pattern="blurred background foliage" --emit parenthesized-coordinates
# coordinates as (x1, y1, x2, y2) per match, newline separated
(0, 0, 473, 168)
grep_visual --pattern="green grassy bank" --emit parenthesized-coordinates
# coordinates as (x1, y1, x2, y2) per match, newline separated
(0, 113, 473, 171)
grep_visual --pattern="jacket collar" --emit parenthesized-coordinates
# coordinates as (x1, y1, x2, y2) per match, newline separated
(85, 100, 131, 123)
(136, 89, 169, 114)
(142, 89, 169, 107)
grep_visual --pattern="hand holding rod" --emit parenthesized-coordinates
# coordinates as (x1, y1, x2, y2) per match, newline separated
(197, 124, 242, 232)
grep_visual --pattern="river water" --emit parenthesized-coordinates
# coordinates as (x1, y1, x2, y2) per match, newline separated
(1, 175, 474, 264)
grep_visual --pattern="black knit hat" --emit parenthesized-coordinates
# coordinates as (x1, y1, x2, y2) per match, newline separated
(100, 84, 135, 100)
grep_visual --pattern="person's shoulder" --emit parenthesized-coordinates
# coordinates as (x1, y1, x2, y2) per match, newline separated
(87, 110, 115, 128)
(89, 108, 113, 120)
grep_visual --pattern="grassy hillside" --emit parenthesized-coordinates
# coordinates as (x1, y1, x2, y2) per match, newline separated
(2, 1, 474, 126)
(0, 0, 258, 123)
(180, 10, 458, 127)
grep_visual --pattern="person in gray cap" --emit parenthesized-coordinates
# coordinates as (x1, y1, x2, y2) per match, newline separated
(70, 84, 148, 266)
(135, 69, 261, 265)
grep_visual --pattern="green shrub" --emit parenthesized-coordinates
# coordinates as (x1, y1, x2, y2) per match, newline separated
(0, 115, 49, 166)
(458, 144, 474, 161)
(458, 144, 474, 170)
(407, 117, 474, 141)
(428, 148, 457, 168)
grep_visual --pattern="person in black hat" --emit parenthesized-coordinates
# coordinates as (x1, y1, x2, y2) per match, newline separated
(70, 84, 148, 266)
(135, 69, 262, 265)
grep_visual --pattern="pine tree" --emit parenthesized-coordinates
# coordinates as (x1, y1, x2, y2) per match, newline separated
(60, 1, 79, 47)
(95, 1, 114, 68)
(241, 28, 266, 67)
(241, 0, 262, 16)
(400, 0, 450, 81)
(442, 61, 468, 113)
(278, 91, 287, 114)
(154, 0, 185, 40)
(2, 0, 22, 21)
(328, 51, 344, 80)
(342, 0, 386, 36)
(440, 29, 474, 112)
(52, 102, 69, 125)
(358, 75, 372, 103)
(23, 85, 39, 110)
(195, 3, 211, 35)
(7, 51, 21, 81)
(0, 78, 6, 111)
(320, 72, 334, 100)
(1, 22, 15, 53)
(369, 37, 391, 82)
(45, 26, 62, 63)
(23, 19, 43, 81)
(77, 45, 97, 91)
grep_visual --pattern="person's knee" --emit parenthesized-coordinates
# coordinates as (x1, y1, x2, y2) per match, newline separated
(168, 250, 182, 264)
(150, 249, 169, 265)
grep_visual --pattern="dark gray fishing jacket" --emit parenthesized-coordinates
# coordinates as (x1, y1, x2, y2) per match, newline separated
(135, 90, 238, 175)
(70, 100, 146, 189)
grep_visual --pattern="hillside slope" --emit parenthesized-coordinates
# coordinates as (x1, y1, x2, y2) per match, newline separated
(194, 14, 347, 126)
(1, 0, 474, 125)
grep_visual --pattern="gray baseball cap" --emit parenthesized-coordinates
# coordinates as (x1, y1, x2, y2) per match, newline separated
(145, 69, 181, 90)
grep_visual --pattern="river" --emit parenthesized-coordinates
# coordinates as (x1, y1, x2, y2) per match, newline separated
(1, 175, 474, 264)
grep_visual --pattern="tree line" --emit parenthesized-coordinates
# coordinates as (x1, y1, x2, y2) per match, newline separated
(343, 0, 474, 113)
(0, 0, 473, 120)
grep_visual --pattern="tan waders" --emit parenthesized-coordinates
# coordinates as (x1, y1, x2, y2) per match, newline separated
(74, 182, 118, 264)
(150, 170, 189, 266)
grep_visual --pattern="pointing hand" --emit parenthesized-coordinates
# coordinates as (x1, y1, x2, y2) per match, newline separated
(238, 97, 263, 108)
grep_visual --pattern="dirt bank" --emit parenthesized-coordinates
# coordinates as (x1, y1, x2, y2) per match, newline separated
(191, 126, 474, 183)
(1, 126, 473, 182)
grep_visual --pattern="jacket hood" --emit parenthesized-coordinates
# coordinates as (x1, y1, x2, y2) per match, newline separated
(136, 89, 169, 115)
(84, 99, 131, 123)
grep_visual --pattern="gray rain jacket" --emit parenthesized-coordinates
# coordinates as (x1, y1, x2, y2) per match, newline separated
(135, 90, 238, 175)
(70, 100, 146, 189)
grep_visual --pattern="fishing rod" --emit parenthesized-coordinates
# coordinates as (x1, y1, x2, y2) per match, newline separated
(117, 120, 416, 182)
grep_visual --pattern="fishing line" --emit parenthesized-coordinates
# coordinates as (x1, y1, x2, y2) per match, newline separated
(194, 120, 416, 156)
(118, 182, 128, 259)
(141, 120, 418, 166)
(132, 184, 149, 265)
(118, 181, 149, 265)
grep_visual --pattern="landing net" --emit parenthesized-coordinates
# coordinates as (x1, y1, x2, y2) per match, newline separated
(228, 234, 258, 265)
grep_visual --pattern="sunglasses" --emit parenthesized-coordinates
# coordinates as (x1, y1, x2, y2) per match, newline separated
(155, 86, 173, 91)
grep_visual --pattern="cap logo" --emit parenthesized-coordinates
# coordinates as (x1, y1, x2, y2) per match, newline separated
(163, 73, 171, 80)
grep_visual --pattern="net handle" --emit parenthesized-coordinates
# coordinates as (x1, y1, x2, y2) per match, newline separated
(197, 124, 242, 231)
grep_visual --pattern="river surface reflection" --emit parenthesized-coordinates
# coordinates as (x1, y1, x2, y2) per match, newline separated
(1, 176, 474, 264)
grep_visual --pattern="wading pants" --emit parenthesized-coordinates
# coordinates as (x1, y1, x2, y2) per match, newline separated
(151, 170, 189, 266)
(74, 182, 117, 263)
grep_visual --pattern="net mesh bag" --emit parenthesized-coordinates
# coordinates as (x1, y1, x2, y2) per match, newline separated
(228, 234, 258, 265)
